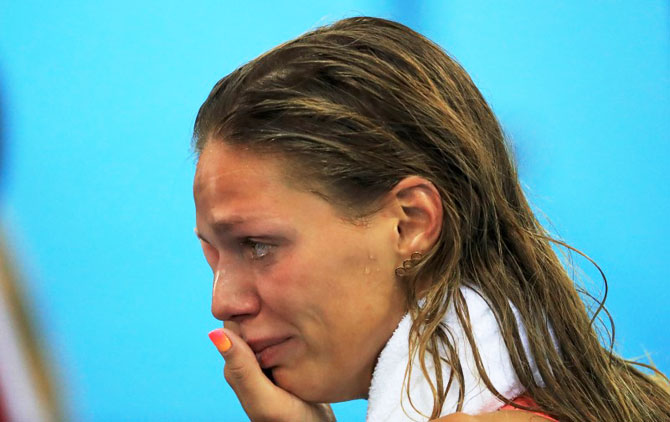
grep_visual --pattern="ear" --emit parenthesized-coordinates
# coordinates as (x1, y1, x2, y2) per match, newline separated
(390, 176, 443, 257)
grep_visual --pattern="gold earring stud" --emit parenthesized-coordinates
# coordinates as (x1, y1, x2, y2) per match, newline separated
(395, 251, 423, 277)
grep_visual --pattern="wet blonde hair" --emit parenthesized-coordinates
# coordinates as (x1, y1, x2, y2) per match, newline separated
(194, 16, 670, 421)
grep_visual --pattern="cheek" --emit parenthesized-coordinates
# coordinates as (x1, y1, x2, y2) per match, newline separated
(256, 227, 400, 328)
(255, 254, 310, 309)
(255, 246, 342, 327)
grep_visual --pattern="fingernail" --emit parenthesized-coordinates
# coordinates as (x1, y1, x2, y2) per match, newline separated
(208, 328, 232, 353)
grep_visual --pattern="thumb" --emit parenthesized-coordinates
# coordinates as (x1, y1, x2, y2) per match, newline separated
(208, 328, 280, 416)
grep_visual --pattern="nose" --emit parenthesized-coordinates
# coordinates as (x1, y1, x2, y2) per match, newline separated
(210, 267, 261, 321)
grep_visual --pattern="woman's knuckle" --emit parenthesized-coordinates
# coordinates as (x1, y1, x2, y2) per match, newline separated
(223, 362, 249, 384)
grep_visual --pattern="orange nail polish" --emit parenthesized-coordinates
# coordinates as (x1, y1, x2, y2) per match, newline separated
(208, 329, 232, 353)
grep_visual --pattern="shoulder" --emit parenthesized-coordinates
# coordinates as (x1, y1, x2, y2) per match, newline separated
(434, 410, 555, 422)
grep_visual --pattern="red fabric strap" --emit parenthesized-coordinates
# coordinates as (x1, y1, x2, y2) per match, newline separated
(499, 395, 558, 421)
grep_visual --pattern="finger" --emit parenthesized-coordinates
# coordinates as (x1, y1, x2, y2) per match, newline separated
(223, 320, 241, 335)
(208, 328, 280, 417)
(208, 328, 232, 354)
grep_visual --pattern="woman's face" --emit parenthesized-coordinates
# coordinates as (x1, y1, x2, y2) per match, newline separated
(194, 141, 407, 402)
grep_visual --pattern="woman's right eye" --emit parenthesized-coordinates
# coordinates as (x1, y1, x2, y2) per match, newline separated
(240, 239, 274, 261)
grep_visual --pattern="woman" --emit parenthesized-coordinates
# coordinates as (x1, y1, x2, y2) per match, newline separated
(194, 17, 670, 421)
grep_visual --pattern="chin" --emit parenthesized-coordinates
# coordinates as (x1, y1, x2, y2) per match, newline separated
(272, 367, 357, 403)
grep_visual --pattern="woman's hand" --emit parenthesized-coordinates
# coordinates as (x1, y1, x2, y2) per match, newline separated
(209, 328, 335, 422)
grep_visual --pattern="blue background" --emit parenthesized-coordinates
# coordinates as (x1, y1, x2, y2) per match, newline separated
(1, 1, 667, 420)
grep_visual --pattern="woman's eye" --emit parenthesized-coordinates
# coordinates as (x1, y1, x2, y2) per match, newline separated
(242, 240, 273, 260)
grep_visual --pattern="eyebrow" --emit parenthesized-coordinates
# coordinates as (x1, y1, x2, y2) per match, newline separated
(194, 215, 264, 242)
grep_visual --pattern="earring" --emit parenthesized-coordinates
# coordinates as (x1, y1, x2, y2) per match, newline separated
(395, 251, 423, 277)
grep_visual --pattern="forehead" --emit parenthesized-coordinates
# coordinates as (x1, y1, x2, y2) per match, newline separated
(193, 141, 327, 228)
(195, 141, 286, 203)
(195, 142, 278, 192)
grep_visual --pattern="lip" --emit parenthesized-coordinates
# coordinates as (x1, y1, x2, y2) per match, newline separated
(247, 336, 292, 368)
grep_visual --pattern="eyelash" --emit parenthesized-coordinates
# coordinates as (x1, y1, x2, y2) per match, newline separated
(240, 239, 274, 260)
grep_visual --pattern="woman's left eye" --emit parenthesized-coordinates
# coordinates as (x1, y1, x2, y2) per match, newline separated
(241, 240, 273, 260)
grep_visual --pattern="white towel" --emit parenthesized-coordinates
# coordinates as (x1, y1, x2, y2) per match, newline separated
(366, 286, 540, 421)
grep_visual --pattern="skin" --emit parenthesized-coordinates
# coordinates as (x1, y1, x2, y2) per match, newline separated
(194, 141, 408, 403)
(196, 141, 551, 421)
(436, 411, 555, 422)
